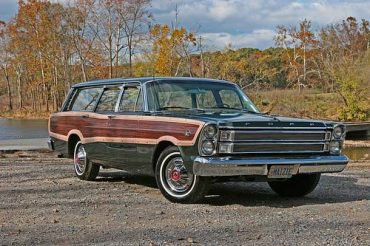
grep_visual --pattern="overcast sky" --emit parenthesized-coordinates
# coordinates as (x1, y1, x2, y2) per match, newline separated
(1, 0, 370, 49)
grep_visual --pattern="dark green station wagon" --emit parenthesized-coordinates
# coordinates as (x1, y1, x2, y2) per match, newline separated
(48, 77, 349, 203)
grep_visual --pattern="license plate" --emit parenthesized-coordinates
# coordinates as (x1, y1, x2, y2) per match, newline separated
(268, 165, 299, 178)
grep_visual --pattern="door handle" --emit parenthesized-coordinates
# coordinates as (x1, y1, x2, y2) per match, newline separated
(107, 115, 116, 119)
(81, 114, 89, 118)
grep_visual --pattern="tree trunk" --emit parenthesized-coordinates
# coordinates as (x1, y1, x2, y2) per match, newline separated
(16, 70, 22, 109)
(1, 66, 13, 110)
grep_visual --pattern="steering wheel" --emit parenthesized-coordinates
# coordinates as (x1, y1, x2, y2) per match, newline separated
(219, 103, 230, 108)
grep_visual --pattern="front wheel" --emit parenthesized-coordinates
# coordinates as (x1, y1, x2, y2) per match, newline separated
(155, 146, 210, 203)
(268, 173, 321, 197)
(74, 141, 100, 181)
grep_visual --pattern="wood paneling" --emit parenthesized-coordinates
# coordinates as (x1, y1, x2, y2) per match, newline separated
(49, 111, 204, 146)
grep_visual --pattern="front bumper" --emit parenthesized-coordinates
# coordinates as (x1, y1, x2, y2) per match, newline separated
(193, 155, 349, 176)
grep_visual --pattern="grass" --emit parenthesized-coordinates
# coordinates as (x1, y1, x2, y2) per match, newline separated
(0, 109, 51, 119)
(248, 89, 349, 121)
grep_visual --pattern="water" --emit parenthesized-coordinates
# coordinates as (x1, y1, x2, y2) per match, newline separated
(343, 146, 370, 161)
(0, 119, 48, 140)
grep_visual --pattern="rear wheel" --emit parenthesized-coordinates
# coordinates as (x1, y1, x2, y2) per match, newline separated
(73, 141, 100, 181)
(268, 173, 321, 197)
(155, 146, 210, 203)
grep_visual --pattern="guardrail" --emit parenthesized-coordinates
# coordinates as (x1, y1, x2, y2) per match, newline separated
(344, 122, 370, 140)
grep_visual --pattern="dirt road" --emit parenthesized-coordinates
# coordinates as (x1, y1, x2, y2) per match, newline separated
(1, 151, 369, 245)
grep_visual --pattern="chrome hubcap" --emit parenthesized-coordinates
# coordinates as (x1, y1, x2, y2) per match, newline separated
(165, 157, 194, 193)
(74, 144, 87, 175)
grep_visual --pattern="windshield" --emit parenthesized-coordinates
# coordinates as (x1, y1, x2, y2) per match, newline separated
(146, 80, 259, 113)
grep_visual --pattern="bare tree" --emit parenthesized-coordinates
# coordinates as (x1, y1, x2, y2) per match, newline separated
(65, 0, 97, 82)
(0, 20, 13, 110)
(275, 19, 318, 92)
(88, 0, 127, 78)
(118, 0, 151, 76)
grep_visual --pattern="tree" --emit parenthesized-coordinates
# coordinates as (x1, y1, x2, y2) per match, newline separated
(275, 19, 318, 92)
(317, 17, 370, 120)
(65, 0, 97, 82)
(0, 20, 13, 110)
(119, 0, 151, 76)
(150, 24, 197, 76)
(88, 0, 127, 78)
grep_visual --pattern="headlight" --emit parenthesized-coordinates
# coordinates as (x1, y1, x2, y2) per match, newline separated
(199, 123, 218, 156)
(204, 125, 217, 139)
(329, 141, 341, 155)
(333, 125, 345, 139)
(201, 140, 215, 155)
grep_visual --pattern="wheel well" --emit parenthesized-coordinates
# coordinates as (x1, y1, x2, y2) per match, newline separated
(152, 141, 174, 172)
(68, 134, 80, 158)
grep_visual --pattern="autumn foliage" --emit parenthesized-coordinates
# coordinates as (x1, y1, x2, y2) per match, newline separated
(0, 1, 369, 121)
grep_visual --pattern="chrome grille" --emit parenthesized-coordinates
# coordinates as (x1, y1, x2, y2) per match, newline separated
(218, 128, 331, 154)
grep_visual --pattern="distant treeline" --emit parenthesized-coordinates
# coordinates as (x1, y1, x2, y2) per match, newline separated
(0, 0, 369, 120)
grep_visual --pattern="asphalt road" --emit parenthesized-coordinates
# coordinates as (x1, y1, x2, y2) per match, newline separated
(0, 151, 369, 245)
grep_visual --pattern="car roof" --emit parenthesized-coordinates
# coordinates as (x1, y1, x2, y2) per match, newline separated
(71, 77, 234, 88)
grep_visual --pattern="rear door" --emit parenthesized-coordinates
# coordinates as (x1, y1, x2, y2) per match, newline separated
(105, 83, 144, 171)
(91, 85, 123, 166)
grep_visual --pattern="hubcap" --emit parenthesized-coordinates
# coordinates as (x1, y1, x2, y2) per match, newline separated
(165, 157, 194, 193)
(74, 143, 87, 175)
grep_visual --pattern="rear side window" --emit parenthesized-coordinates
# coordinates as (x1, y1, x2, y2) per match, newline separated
(96, 87, 121, 113)
(70, 87, 103, 111)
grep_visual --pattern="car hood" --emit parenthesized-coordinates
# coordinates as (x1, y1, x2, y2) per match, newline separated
(167, 111, 333, 128)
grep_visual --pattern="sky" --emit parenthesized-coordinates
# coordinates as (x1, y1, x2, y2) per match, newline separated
(1, 0, 370, 50)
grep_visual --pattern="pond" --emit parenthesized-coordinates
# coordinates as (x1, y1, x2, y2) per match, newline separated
(0, 119, 48, 140)
(343, 146, 370, 161)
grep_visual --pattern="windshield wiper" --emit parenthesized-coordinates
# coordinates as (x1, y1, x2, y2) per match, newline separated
(241, 109, 266, 115)
(205, 106, 266, 115)
(158, 106, 191, 110)
(206, 106, 242, 110)
(158, 106, 206, 113)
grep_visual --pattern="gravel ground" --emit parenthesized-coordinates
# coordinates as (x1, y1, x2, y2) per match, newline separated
(0, 151, 369, 245)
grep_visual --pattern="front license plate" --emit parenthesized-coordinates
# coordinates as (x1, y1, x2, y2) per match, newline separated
(268, 165, 299, 178)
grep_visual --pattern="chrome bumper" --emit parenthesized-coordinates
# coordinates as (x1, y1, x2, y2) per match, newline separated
(193, 155, 349, 176)
(47, 138, 55, 151)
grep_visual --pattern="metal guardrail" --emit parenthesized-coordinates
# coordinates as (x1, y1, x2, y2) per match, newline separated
(344, 122, 370, 140)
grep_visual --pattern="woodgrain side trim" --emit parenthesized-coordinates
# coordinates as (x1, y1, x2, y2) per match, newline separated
(50, 132, 68, 141)
(50, 111, 204, 125)
(49, 111, 205, 146)
(49, 129, 84, 142)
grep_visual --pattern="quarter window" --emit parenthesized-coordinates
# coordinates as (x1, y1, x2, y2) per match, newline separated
(118, 87, 143, 112)
(96, 87, 121, 113)
(70, 87, 103, 111)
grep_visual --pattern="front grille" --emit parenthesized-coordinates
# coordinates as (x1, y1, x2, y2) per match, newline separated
(218, 128, 331, 154)
(234, 131, 327, 141)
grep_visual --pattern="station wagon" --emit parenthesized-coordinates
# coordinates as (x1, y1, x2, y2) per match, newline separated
(48, 77, 349, 203)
